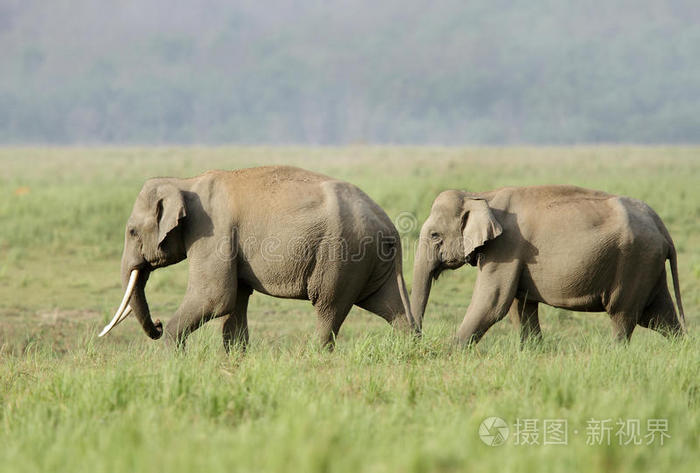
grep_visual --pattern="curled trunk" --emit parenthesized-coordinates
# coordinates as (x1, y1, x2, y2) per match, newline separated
(122, 267, 162, 339)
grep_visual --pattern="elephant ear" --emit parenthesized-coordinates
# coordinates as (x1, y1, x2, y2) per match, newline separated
(155, 184, 187, 247)
(461, 198, 502, 262)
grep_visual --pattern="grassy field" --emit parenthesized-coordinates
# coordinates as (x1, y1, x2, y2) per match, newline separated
(0, 147, 698, 472)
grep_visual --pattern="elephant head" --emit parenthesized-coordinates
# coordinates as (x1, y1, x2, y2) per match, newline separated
(410, 190, 502, 329)
(99, 179, 188, 339)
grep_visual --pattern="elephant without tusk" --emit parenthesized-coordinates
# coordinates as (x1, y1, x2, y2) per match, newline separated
(411, 185, 686, 346)
(100, 165, 418, 350)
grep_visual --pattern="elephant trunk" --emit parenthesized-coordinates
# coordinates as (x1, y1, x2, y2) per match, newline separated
(125, 268, 162, 340)
(99, 242, 163, 339)
(410, 245, 436, 331)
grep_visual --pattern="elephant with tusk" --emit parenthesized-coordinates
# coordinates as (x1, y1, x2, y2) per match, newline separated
(100, 166, 418, 350)
(411, 185, 686, 346)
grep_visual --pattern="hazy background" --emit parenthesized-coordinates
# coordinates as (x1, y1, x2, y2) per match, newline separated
(1, 0, 698, 144)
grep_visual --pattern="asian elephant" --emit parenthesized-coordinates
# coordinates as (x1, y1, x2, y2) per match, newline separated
(410, 186, 686, 345)
(99, 166, 417, 350)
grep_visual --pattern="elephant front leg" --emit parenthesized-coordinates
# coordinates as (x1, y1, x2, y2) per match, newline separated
(456, 262, 520, 346)
(165, 297, 231, 349)
(509, 297, 542, 348)
(222, 285, 252, 353)
(165, 261, 237, 349)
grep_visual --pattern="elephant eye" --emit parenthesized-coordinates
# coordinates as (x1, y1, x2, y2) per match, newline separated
(129, 227, 138, 237)
(430, 231, 441, 241)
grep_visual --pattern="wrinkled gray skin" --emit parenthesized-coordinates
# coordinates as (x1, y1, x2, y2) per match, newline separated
(119, 166, 416, 350)
(411, 186, 686, 345)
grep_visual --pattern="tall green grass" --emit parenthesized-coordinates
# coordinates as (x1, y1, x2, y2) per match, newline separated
(1, 330, 697, 473)
(0, 147, 698, 472)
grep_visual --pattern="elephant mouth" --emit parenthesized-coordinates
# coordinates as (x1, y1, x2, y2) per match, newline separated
(145, 257, 166, 270)
(443, 258, 466, 270)
(432, 259, 465, 280)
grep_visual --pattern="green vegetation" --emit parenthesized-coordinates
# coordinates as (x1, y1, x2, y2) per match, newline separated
(2, 1, 700, 144)
(1, 147, 698, 472)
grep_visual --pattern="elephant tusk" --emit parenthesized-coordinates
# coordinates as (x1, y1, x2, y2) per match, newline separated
(99, 304, 133, 337)
(98, 270, 139, 337)
(113, 305, 133, 328)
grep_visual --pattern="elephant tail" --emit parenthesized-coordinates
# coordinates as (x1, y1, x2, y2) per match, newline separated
(651, 209, 687, 333)
(668, 245, 687, 333)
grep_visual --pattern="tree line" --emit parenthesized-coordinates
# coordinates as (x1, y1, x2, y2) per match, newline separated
(1, 0, 698, 144)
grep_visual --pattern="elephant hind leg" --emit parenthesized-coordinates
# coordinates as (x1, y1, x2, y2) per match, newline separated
(314, 299, 355, 351)
(609, 311, 639, 343)
(222, 284, 252, 353)
(356, 275, 412, 333)
(639, 283, 683, 339)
